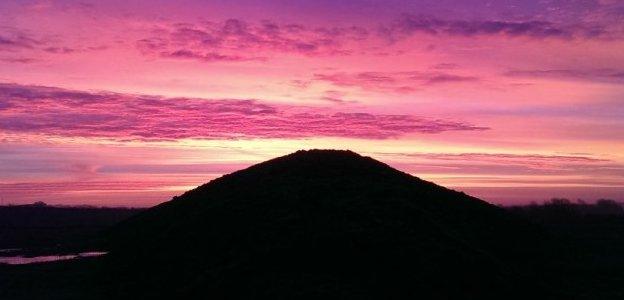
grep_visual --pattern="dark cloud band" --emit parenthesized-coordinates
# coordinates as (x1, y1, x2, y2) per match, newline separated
(0, 83, 487, 141)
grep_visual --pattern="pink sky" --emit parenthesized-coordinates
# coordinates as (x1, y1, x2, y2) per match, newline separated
(1, 0, 623, 206)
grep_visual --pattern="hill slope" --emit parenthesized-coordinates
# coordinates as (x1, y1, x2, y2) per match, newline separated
(104, 150, 553, 299)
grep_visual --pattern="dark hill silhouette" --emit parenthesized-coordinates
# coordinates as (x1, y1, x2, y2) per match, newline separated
(103, 150, 555, 299)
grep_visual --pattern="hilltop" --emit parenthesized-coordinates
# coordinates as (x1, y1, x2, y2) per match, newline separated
(104, 150, 552, 299)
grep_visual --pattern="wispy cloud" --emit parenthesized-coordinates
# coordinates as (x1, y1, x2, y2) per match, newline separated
(0, 26, 108, 58)
(0, 31, 42, 51)
(377, 152, 624, 179)
(320, 90, 352, 104)
(313, 70, 479, 93)
(0, 83, 487, 141)
(0, 57, 38, 64)
(380, 14, 610, 41)
(394, 152, 610, 164)
(134, 15, 613, 64)
(505, 68, 624, 84)
(137, 19, 369, 62)
(162, 49, 255, 62)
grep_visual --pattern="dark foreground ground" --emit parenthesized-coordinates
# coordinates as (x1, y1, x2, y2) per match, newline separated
(0, 204, 144, 252)
(508, 199, 624, 299)
(0, 205, 143, 300)
(0, 200, 623, 299)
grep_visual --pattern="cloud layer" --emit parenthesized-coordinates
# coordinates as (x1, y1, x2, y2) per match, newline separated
(0, 83, 487, 141)
(134, 14, 617, 63)
(379, 152, 624, 184)
(381, 15, 609, 41)
(505, 68, 624, 84)
(0, 32, 41, 51)
(313, 71, 479, 93)
(137, 19, 369, 62)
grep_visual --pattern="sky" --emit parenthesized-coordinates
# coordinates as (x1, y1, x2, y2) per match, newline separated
(1, 0, 623, 206)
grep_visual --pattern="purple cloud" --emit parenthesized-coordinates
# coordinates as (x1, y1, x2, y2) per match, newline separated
(505, 69, 624, 84)
(0, 83, 487, 141)
(0, 32, 41, 51)
(395, 152, 610, 164)
(376, 152, 624, 179)
(0, 26, 110, 57)
(0, 57, 38, 64)
(137, 19, 369, 62)
(96, 163, 250, 174)
(313, 70, 479, 93)
(431, 63, 459, 70)
(0, 180, 181, 195)
(42, 47, 76, 54)
(163, 49, 255, 62)
(422, 74, 479, 85)
(321, 90, 352, 104)
(381, 15, 610, 41)
(128, 15, 620, 63)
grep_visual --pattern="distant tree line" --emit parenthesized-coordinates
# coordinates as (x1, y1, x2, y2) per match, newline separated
(506, 198, 624, 225)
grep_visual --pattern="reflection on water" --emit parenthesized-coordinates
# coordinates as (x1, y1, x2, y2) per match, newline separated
(0, 251, 107, 265)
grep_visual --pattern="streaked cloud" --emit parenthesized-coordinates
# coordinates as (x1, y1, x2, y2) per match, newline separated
(381, 14, 610, 41)
(137, 19, 369, 62)
(0, 31, 42, 51)
(378, 152, 624, 179)
(0, 83, 487, 141)
(505, 69, 624, 84)
(313, 70, 479, 93)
